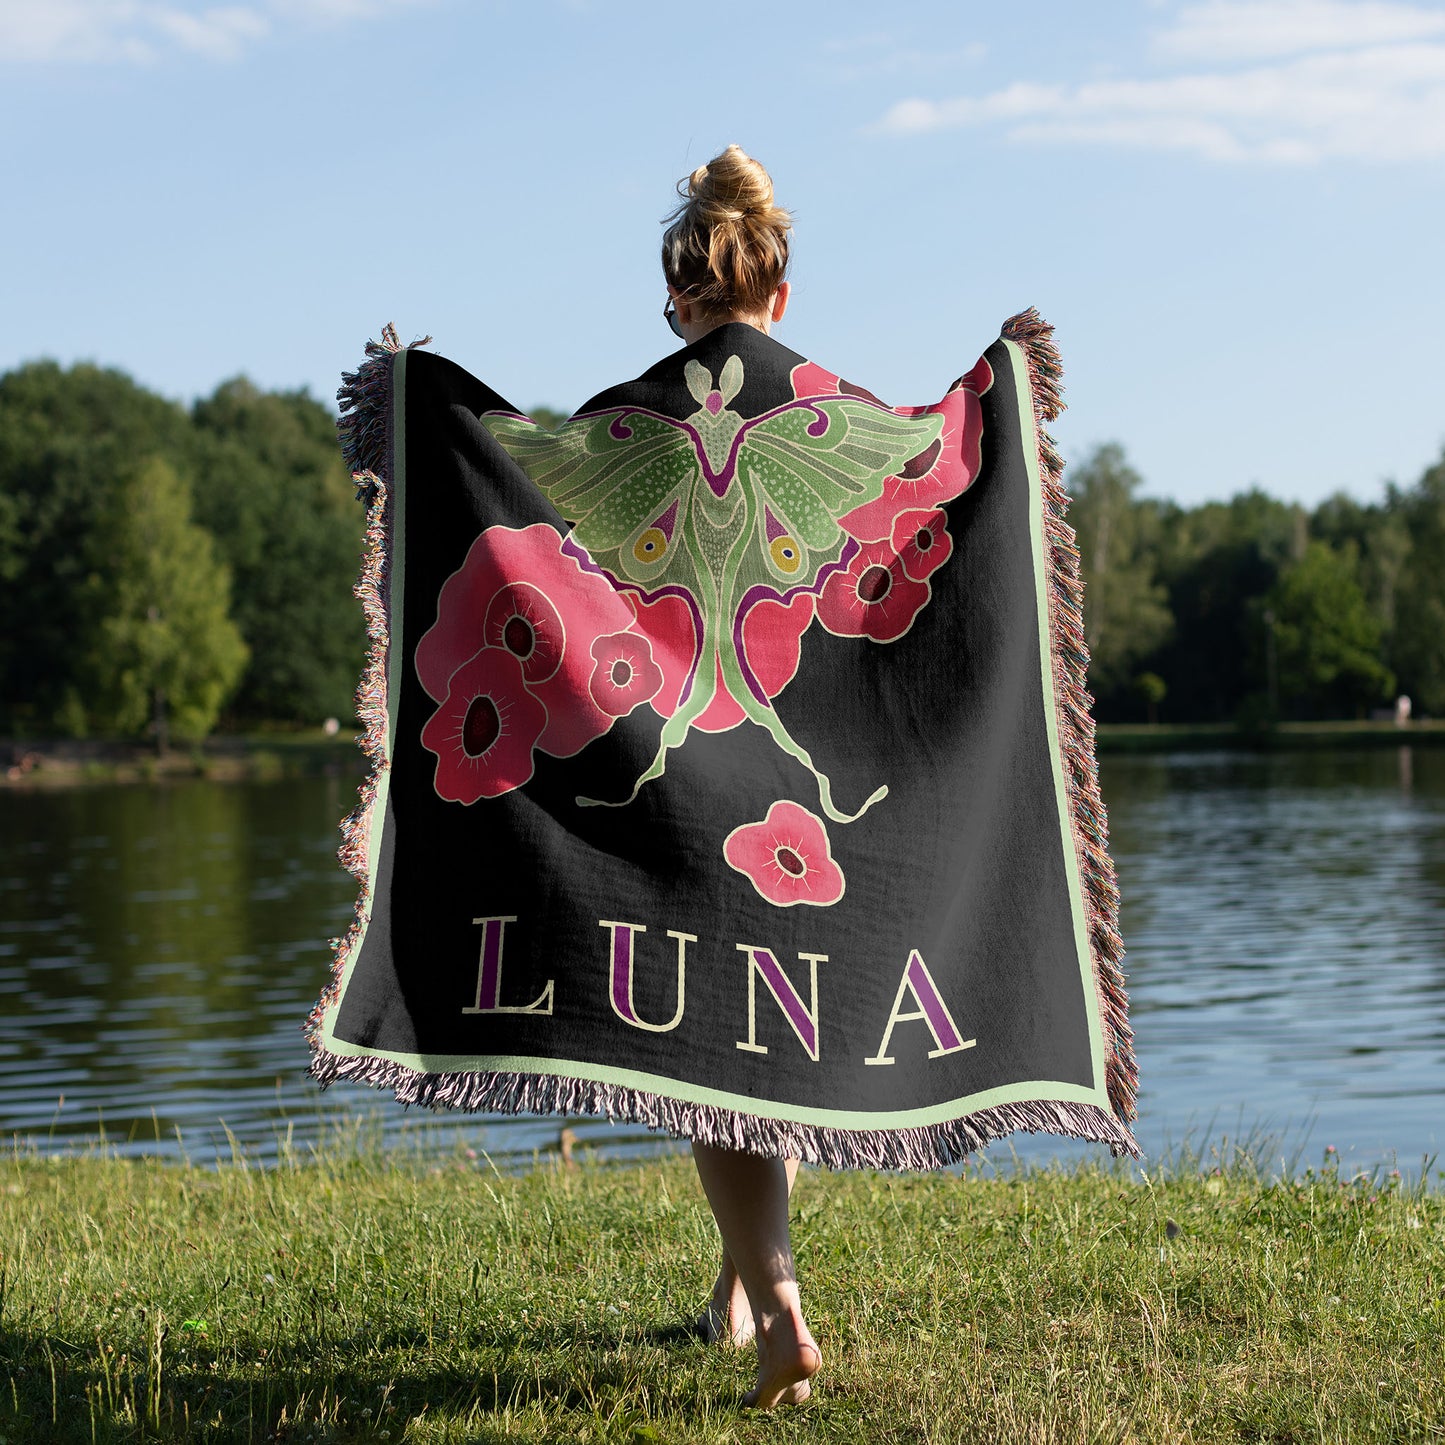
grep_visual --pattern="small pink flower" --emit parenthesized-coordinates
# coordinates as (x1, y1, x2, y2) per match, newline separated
(588, 631, 663, 717)
(483, 581, 564, 683)
(816, 539, 932, 642)
(891, 508, 953, 581)
(724, 800, 845, 908)
(420, 647, 548, 803)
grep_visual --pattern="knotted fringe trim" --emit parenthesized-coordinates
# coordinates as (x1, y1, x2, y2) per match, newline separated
(336, 323, 431, 496)
(306, 1049, 1140, 1170)
(303, 325, 427, 1053)
(1002, 308, 1138, 1136)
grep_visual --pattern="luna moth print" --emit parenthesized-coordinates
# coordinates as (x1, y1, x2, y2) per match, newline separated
(479, 356, 951, 823)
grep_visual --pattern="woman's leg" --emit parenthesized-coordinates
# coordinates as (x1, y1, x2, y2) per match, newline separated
(691, 1143, 820, 1408)
(699, 1157, 799, 1345)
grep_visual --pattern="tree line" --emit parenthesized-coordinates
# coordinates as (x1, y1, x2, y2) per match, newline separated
(1070, 443, 1445, 724)
(1, 360, 1441, 745)
(0, 362, 364, 745)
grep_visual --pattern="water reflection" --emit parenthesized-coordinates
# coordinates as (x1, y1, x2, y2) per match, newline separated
(1, 750, 1442, 1173)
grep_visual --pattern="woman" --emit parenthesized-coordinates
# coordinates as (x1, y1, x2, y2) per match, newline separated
(313, 140, 1136, 1421)
(663, 147, 821, 1409)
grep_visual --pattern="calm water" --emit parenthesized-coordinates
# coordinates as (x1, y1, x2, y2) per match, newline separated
(1, 748, 1441, 1174)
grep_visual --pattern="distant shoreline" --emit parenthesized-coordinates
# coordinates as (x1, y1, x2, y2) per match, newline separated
(1091, 718, 1445, 753)
(1, 729, 367, 789)
(3, 719, 1442, 789)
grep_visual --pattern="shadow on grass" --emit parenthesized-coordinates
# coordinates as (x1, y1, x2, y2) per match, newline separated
(0, 1313, 738, 1444)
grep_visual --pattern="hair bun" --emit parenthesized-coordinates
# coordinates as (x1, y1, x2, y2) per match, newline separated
(662, 145, 792, 321)
(689, 143, 775, 220)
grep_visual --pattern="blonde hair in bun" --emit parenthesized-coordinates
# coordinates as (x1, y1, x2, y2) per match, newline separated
(661, 144, 791, 320)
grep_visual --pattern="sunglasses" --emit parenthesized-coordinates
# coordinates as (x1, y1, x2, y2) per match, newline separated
(664, 299, 684, 338)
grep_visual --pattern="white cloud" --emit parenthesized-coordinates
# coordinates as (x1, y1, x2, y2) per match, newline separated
(821, 33, 987, 81)
(1157, 0, 1445, 61)
(0, 0, 419, 65)
(873, 0, 1445, 164)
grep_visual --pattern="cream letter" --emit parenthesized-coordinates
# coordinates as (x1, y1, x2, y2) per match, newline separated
(600, 919, 692, 1033)
(865, 949, 973, 1065)
(735, 944, 825, 1061)
(462, 915, 554, 1016)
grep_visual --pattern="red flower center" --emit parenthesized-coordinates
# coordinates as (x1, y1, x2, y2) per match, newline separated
(610, 659, 633, 687)
(502, 615, 535, 659)
(775, 846, 806, 877)
(461, 695, 502, 757)
(915, 527, 933, 551)
(857, 565, 892, 604)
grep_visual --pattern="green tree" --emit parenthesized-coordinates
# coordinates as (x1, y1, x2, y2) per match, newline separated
(1391, 451, 1445, 714)
(82, 457, 248, 748)
(0, 362, 194, 733)
(1151, 488, 1306, 723)
(190, 380, 365, 723)
(1066, 444, 1173, 712)
(1263, 540, 1393, 718)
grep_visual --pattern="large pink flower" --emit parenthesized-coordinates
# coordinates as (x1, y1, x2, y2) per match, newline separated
(891, 508, 953, 581)
(724, 800, 845, 908)
(415, 523, 639, 760)
(816, 540, 931, 643)
(588, 630, 663, 717)
(788, 357, 992, 544)
(420, 647, 548, 804)
(625, 590, 815, 732)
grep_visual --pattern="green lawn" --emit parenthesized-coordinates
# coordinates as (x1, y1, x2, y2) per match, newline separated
(1, 1138, 1440, 1443)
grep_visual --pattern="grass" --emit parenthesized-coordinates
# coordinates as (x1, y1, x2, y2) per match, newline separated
(0, 1135, 1440, 1444)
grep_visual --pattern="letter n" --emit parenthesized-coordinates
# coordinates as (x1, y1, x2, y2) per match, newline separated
(600, 920, 692, 1033)
(865, 949, 974, 1065)
(735, 945, 824, 1062)
(462, 915, 554, 1015)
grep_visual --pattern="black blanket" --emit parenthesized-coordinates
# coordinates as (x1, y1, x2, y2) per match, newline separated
(305, 311, 1138, 1169)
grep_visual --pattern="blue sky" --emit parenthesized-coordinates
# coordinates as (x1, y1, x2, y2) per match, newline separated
(2, 0, 1443, 507)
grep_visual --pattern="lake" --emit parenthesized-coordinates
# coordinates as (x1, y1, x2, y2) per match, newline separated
(2, 747, 1441, 1176)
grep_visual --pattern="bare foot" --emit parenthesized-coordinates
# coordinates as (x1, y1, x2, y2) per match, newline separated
(743, 1303, 821, 1409)
(696, 1266, 755, 1346)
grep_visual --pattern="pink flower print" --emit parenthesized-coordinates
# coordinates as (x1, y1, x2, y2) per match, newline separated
(724, 800, 846, 908)
(483, 581, 564, 683)
(790, 359, 992, 545)
(588, 630, 664, 717)
(420, 647, 548, 803)
(415, 523, 639, 761)
(816, 539, 931, 643)
(891, 508, 953, 581)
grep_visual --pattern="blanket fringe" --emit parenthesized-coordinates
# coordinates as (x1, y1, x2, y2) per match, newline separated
(1002, 307, 1138, 1133)
(305, 1048, 1139, 1170)
(303, 325, 427, 1052)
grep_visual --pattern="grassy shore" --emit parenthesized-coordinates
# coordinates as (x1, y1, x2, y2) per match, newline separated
(4, 720, 1443, 790)
(0, 1140, 1439, 1444)
(0, 731, 365, 789)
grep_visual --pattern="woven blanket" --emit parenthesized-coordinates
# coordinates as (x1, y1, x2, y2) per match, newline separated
(305, 310, 1138, 1169)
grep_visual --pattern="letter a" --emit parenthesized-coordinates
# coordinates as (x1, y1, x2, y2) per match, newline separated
(865, 949, 974, 1065)
(600, 920, 693, 1033)
(462, 915, 554, 1016)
